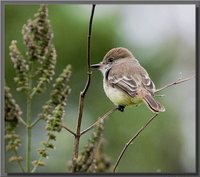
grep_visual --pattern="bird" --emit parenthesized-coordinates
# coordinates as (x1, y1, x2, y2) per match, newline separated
(91, 47, 165, 113)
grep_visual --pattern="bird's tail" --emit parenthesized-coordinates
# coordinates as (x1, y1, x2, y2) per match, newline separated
(142, 94, 165, 113)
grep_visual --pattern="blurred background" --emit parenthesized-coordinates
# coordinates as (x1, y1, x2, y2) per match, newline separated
(5, 4, 195, 173)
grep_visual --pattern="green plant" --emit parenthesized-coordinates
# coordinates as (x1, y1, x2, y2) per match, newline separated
(5, 4, 112, 173)
(5, 5, 72, 173)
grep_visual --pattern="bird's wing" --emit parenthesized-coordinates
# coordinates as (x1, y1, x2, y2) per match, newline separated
(107, 60, 155, 98)
(108, 74, 138, 97)
(140, 73, 155, 95)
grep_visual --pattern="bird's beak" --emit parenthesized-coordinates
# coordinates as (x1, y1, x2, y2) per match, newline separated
(90, 63, 101, 69)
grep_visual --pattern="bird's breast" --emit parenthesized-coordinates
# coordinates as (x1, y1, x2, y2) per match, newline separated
(103, 79, 141, 106)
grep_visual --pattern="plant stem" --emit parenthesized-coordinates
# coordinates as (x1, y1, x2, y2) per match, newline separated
(31, 137, 50, 173)
(31, 157, 43, 173)
(14, 149, 25, 173)
(73, 94, 83, 160)
(72, 4, 96, 171)
(26, 63, 33, 173)
(26, 95, 32, 172)
(18, 117, 28, 127)
(61, 123, 76, 136)
(30, 117, 41, 128)
(80, 107, 117, 136)
(113, 113, 158, 173)
(155, 76, 194, 93)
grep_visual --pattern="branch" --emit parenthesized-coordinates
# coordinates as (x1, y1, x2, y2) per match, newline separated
(80, 107, 117, 136)
(30, 117, 41, 128)
(111, 75, 193, 172)
(82, 4, 96, 96)
(61, 123, 76, 137)
(72, 4, 96, 167)
(31, 137, 51, 173)
(113, 113, 158, 173)
(155, 76, 194, 93)
(18, 117, 28, 127)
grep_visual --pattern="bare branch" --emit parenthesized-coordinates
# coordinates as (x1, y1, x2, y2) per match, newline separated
(72, 4, 96, 169)
(81, 107, 118, 136)
(113, 113, 158, 173)
(82, 4, 96, 96)
(61, 123, 76, 137)
(155, 76, 194, 93)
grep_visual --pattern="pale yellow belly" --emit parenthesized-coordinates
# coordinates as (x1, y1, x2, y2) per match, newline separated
(103, 80, 142, 106)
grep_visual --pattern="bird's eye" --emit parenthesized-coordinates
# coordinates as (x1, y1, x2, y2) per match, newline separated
(108, 57, 114, 63)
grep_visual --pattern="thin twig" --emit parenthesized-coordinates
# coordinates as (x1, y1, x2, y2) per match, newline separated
(155, 76, 194, 93)
(113, 113, 158, 173)
(13, 149, 25, 173)
(72, 4, 96, 168)
(31, 137, 50, 173)
(18, 117, 28, 127)
(82, 4, 96, 96)
(30, 117, 41, 128)
(26, 63, 34, 172)
(112, 75, 194, 172)
(61, 123, 76, 136)
(81, 107, 117, 136)
(31, 157, 43, 173)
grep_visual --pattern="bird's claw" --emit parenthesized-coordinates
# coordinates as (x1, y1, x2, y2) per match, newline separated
(117, 105, 125, 112)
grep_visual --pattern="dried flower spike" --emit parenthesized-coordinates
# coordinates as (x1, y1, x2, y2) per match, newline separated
(9, 155, 23, 163)
(39, 65, 72, 120)
(21, 4, 57, 95)
(32, 45, 57, 95)
(5, 132, 21, 151)
(37, 148, 48, 158)
(51, 65, 72, 106)
(9, 41, 29, 92)
(45, 105, 64, 132)
(32, 160, 46, 167)
(47, 132, 56, 141)
(5, 85, 22, 130)
(90, 141, 112, 172)
(22, 4, 52, 62)
(71, 123, 104, 172)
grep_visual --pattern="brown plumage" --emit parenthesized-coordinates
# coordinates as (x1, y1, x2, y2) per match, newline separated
(91, 47, 165, 113)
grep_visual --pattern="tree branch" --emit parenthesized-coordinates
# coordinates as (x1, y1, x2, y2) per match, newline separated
(113, 113, 158, 173)
(155, 76, 194, 93)
(72, 4, 96, 169)
(80, 107, 118, 136)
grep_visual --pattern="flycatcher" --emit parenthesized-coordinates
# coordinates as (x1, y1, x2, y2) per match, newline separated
(91, 47, 165, 113)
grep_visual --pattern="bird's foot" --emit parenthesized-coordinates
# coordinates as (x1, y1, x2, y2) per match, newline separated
(117, 105, 125, 112)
